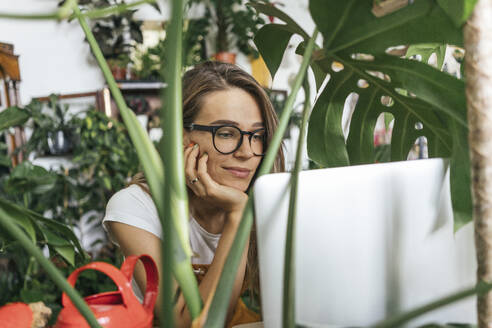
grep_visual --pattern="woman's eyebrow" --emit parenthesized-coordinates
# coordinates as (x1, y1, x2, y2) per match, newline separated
(210, 120, 264, 127)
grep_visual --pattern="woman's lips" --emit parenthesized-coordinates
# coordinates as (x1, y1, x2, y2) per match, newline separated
(224, 167, 251, 178)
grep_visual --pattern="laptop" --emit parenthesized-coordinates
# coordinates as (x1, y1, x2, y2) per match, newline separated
(253, 158, 476, 327)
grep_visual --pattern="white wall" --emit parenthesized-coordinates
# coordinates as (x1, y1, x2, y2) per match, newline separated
(0, 0, 105, 104)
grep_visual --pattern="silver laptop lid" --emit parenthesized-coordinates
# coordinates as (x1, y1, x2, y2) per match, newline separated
(253, 158, 475, 327)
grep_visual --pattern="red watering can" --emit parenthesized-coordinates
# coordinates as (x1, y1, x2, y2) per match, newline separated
(55, 254, 158, 328)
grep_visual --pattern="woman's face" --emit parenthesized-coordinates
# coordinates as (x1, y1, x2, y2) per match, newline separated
(184, 87, 264, 192)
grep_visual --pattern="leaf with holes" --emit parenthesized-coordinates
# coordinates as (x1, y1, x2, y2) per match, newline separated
(250, 2, 327, 89)
(406, 43, 447, 70)
(309, 0, 469, 228)
(256, 0, 470, 228)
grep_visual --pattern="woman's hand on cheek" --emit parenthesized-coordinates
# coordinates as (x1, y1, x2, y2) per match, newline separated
(184, 143, 248, 215)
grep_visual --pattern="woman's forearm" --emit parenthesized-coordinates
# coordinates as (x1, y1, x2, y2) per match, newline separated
(174, 210, 249, 327)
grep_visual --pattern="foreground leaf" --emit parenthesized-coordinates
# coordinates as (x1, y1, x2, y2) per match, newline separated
(436, 0, 478, 27)
(305, 0, 470, 228)
(0, 106, 29, 131)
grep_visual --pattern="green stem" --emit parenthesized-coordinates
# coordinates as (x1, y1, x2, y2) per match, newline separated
(74, 2, 193, 262)
(75, 2, 200, 323)
(257, 28, 318, 177)
(371, 281, 492, 328)
(71, 0, 156, 20)
(0, 207, 101, 328)
(0, 0, 154, 21)
(23, 256, 35, 289)
(204, 28, 319, 328)
(160, 0, 202, 322)
(282, 78, 311, 328)
(0, 13, 59, 20)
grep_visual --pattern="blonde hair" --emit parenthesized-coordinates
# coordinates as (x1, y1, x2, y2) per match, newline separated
(128, 61, 285, 309)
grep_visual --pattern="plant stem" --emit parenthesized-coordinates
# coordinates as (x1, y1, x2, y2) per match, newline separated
(0, 0, 155, 21)
(283, 78, 311, 328)
(71, 0, 156, 20)
(160, 0, 202, 324)
(0, 13, 59, 20)
(258, 28, 318, 177)
(204, 27, 319, 328)
(75, 1, 201, 322)
(371, 282, 492, 328)
(74, 1, 192, 263)
(23, 193, 29, 208)
(0, 207, 101, 328)
(23, 256, 35, 289)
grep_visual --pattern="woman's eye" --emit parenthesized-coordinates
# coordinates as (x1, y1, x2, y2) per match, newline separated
(252, 133, 265, 141)
(217, 132, 234, 138)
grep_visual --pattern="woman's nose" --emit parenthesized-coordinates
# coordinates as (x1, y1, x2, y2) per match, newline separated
(234, 135, 254, 158)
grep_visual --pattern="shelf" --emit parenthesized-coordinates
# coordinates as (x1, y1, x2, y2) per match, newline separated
(116, 81, 167, 90)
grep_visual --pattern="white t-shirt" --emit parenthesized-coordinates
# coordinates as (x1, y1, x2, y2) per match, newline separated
(102, 184, 222, 298)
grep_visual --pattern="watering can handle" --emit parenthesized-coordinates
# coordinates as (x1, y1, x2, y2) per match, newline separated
(62, 261, 140, 310)
(119, 254, 158, 313)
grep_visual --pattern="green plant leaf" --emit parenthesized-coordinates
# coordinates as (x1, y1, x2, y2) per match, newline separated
(371, 281, 491, 328)
(306, 70, 351, 167)
(288, 0, 473, 227)
(0, 197, 86, 260)
(254, 24, 294, 80)
(5, 162, 57, 195)
(0, 199, 36, 243)
(436, 0, 478, 27)
(449, 120, 472, 231)
(248, 1, 309, 39)
(53, 245, 75, 267)
(312, 0, 462, 56)
(0, 106, 29, 131)
(20, 287, 44, 303)
(406, 43, 447, 70)
(42, 228, 72, 247)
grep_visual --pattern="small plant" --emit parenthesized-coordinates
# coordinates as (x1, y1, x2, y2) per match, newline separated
(188, 0, 268, 58)
(18, 95, 77, 157)
(133, 17, 209, 80)
(61, 0, 144, 61)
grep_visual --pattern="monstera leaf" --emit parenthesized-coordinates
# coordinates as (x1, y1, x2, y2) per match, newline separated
(252, 0, 471, 229)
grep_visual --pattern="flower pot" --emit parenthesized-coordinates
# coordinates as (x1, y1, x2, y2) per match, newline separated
(110, 66, 127, 80)
(47, 130, 73, 155)
(214, 52, 236, 64)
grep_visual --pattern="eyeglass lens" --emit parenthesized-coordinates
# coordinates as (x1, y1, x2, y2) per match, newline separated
(214, 126, 265, 155)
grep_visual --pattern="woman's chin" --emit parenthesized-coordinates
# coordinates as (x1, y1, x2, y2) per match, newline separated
(221, 180, 250, 193)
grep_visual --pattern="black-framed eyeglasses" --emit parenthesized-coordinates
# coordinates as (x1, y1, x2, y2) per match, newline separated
(184, 123, 266, 156)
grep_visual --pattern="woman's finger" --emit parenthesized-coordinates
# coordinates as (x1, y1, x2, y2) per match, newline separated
(196, 152, 218, 193)
(184, 143, 199, 180)
(184, 144, 206, 195)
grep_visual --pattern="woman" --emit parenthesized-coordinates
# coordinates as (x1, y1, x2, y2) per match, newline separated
(103, 61, 284, 327)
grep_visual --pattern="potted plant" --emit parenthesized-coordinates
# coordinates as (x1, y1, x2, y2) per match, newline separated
(106, 53, 131, 80)
(132, 17, 209, 81)
(59, 0, 144, 80)
(19, 95, 77, 157)
(188, 0, 268, 64)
